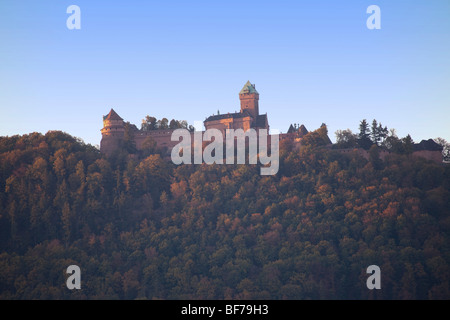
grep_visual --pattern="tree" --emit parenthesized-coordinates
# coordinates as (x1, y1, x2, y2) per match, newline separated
(73, 160, 86, 193)
(53, 157, 66, 181)
(371, 119, 379, 145)
(142, 116, 157, 131)
(378, 123, 388, 145)
(141, 137, 159, 157)
(358, 119, 373, 150)
(61, 201, 73, 242)
(371, 119, 388, 146)
(134, 154, 172, 204)
(335, 129, 357, 148)
(369, 144, 383, 170)
(123, 123, 137, 154)
(180, 120, 188, 129)
(143, 116, 188, 131)
(402, 134, 414, 155)
(159, 118, 169, 130)
(301, 125, 331, 148)
(434, 138, 450, 162)
(169, 119, 181, 129)
(383, 129, 401, 151)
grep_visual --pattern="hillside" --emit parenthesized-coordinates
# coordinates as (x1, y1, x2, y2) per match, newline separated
(0, 130, 449, 299)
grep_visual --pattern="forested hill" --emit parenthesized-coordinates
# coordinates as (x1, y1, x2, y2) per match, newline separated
(0, 130, 449, 299)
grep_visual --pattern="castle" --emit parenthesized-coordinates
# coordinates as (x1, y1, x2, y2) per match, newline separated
(100, 81, 283, 156)
(100, 81, 444, 164)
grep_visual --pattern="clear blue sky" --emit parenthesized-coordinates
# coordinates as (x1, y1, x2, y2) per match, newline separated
(1, 0, 449, 146)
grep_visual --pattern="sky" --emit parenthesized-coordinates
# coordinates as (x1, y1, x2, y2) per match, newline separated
(1, 0, 449, 147)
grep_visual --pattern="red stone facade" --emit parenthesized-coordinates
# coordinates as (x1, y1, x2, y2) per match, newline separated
(203, 81, 269, 136)
(100, 119, 189, 156)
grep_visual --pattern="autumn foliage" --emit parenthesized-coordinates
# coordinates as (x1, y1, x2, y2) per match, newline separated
(0, 130, 449, 299)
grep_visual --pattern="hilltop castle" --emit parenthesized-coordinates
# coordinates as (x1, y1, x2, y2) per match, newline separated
(100, 81, 445, 164)
(100, 81, 292, 156)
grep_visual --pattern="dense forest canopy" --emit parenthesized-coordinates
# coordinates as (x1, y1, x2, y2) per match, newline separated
(0, 127, 449, 299)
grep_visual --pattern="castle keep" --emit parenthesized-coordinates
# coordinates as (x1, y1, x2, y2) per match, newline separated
(203, 81, 268, 134)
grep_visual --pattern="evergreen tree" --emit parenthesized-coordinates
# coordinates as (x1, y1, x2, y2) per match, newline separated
(402, 134, 414, 154)
(371, 119, 388, 146)
(123, 122, 137, 154)
(358, 119, 372, 150)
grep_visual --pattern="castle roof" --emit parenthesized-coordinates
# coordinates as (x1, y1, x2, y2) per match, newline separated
(204, 111, 268, 129)
(204, 110, 253, 122)
(298, 124, 308, 137)
(103, 108, 123, 121)
(239, 81, 259, 95)
(255, 114, 268, 128)
(414, 139, 443, 151)
(287, 124, 309, 136)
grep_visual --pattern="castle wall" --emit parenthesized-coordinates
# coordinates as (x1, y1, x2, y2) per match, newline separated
(100, 135, 123, 155)
(134, 129, 180, 151)
(232, 118, 252, 131)
(204, 117, 253, 134)
(204, 120, 229, 134)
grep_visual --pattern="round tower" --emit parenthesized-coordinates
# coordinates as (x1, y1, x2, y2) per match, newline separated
(101, 108, 125, 137)
(100, 108, 125, 154)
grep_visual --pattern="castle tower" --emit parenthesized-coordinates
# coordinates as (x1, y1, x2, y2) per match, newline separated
(239, 81, 259, 119)
(101, 108, 124, 136)
(100, 108, 125, 154)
